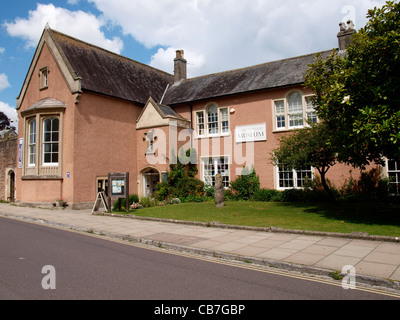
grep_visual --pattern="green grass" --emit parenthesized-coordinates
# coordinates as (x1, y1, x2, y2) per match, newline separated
(126, 201, 400, 237)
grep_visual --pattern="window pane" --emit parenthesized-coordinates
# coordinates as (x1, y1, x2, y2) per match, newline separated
(52, 119, 59, 132)
(197, 112, 205, 135)
(207, 105, 218, 134)
(276, 116, 285, 128)
(288, 92, 304, 128)
(289, 114, 303, 127)
(388, 159, 397, 171)
(44, 119, 52, 132)
(275, 101, 285, 115)
(44, 133, 51, 142)
(220, 108, 229, 133)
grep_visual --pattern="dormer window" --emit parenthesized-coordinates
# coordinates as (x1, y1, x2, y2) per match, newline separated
(39, 67, 49, 89)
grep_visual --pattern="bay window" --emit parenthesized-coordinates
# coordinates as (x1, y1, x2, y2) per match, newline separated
(21, 98, 65, 179)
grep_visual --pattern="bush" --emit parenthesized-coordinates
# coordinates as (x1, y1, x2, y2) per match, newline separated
(139, 196, 157, 208)
(154, 154, 205, 202)
(229, 166, 260, 200)
(252, 188, 282, 202)
(339, 168, 390, 201)
(113, 194, 139, 211)
(280, 189, 307, 202)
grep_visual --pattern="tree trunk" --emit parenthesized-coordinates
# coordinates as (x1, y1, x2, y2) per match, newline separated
(318, 168, 336, 201)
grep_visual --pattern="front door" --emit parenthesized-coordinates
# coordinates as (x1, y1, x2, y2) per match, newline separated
(143, 173, 160, 197)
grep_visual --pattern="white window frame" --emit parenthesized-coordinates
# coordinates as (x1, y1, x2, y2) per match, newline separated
(387, 159, 400, 195)
(42, 117, 60, 167)
(201, 156, 230, 188)
(195, 104, 230, 138)
(39, 66, 49, 90)
(28, 119, 36, 167)
(276, 165, 313, 190)
(273, 92, 318, 131)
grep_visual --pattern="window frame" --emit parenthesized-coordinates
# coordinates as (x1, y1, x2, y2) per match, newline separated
(387, 159, 400, 195)
(21, 102, 65, 180)
(201, 156, 230, 188)
(42, 117, 60, 167)
(39, 66, 49, 90)
(195, 104, 230, 138)
(276, 165, 314, 190)
(273, 92, 318, 132)
(28, 118, 36, 167)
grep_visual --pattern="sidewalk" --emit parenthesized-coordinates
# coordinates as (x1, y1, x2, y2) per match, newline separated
(1, 202, 400, 291)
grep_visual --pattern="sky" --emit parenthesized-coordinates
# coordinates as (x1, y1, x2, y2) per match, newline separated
(0, 0, 387, 127)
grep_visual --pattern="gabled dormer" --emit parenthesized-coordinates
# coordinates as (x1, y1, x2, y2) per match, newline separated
(136, 97, 190, 130)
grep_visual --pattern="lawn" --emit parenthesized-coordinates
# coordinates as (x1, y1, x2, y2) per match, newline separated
(128, 201, 400, 237)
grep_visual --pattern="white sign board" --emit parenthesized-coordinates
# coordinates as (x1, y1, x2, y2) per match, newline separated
(235, 123, 267, 143)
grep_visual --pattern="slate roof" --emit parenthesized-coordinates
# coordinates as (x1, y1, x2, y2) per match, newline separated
(48, 28, 335, 107)
(50, 29, 174, 105)
(162, 50, 334, 105)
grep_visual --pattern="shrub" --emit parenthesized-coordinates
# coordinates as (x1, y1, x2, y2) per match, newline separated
(339, 168, 390, 201)
(154, 152, 205, 202)
(139, 196, 157, 208)
(113, 194, 139, 211)
(204, 185, 215, 198)
(280, 189, 306, 202)
(229, 166, 260, 200)
(252, 188, 281, 202)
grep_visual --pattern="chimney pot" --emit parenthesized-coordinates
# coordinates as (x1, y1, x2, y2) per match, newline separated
(347, 20, 355, 30)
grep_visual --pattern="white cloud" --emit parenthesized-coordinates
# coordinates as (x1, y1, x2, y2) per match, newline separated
(0, 47, 5, 54)
(89, 0, 386, 76)
(0, 73, 11, 92)
(67, 0, 80, 4)
(3, 3, 123, 54)
(0, 101, 18, 127)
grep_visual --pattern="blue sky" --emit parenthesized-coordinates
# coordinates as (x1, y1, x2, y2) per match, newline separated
(0, 0, 387, 125)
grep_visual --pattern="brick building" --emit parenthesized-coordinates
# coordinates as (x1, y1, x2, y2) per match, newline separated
(14, 22, 397, 209)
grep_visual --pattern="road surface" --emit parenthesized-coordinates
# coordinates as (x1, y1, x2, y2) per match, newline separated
(1, 216, 398, 307)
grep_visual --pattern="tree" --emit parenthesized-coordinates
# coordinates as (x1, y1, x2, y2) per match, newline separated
(305, 0, 400, 168)
(271, 122, 337, 200)
(0, 112, 12, 131)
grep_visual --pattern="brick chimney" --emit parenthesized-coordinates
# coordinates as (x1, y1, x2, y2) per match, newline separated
(174, 50, 187, 83)
(337, 20, 356, 51)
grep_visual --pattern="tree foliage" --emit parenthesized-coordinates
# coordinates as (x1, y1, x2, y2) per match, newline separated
(271, 122, 337, 199)
(305, 0, 400, 168)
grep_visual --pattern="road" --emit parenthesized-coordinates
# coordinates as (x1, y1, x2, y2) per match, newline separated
(0, 216, 399, 305)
